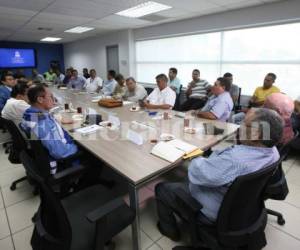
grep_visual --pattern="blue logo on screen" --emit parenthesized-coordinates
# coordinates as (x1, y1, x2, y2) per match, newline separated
(0, 48, 36, 68)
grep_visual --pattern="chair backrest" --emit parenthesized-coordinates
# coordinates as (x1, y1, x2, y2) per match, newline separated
(20, 150, 72, 250)
(0, 117, 27, 152)
(28, 138, 54, 180)
(216, 160, 279, 246)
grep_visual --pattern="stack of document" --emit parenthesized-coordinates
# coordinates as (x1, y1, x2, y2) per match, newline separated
(151, 139, 203, 163)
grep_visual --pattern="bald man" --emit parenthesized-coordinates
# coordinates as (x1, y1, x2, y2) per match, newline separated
(264, 93, 294, 145)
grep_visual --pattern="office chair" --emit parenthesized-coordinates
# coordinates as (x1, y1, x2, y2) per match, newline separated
(173, 84, 183, 111)
(145, 87, 154, 95)
(0, 115, 13, 153)
(233, 87, 242, 113)
(264, 131, 299, 226)
(19, 150, 135, 250)
(172, 160, 280, 250)
(0, 117, 32, 191)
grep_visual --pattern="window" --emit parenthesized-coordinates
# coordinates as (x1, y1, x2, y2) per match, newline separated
(136, 22, 300, 99)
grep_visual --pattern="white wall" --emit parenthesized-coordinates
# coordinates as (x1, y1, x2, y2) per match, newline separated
(64, 30, 135, 79)
(134, 0, 300, 40)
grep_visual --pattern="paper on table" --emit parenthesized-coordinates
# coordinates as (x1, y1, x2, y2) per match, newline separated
(151, 142, 185, 163)
(76, 125, 101, 135)
(127, 129, 144, 145)
(167, 139, 198, 154)
(123, 101, 133, 105)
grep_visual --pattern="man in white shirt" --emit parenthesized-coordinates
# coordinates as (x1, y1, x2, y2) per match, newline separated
(124, 77, 147, 102)
(1, 82, 30, 126)
(144, 74, 176, 109)
(84, 69, 103, 93)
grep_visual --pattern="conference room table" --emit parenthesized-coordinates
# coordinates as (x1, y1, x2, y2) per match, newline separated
(50, 87, 239, 250)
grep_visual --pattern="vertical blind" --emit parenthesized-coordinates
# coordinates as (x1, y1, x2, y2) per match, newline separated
(136, 22, 300, 99)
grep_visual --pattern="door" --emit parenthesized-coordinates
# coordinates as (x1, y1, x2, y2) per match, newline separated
(106, 45, 119, 74)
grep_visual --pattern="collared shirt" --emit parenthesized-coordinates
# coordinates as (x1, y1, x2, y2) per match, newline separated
(168, 77, 181, 94)
(33, 74, 45, 83)
(1, 98, 30, 126)
(44, 72, 57, 82)
(67, 76, 86, 90)
(188, 145, 279, 221)
(188, 79, 210, 99)
(0, 85, 12, 112)
(54, 74, 65, 85)
(124, 84, 147, 102)
(21, 106, 78, 161)
(84, 76, 103, 93)
(201, 91, 233, 122)
(102, 79, 117, 96)
(146, 86, 176, 107)
(230, 84, 240, 101)
(253, 86, 280, 103)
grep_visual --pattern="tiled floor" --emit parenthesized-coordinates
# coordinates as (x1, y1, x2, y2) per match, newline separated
(1, 136, 300, 250)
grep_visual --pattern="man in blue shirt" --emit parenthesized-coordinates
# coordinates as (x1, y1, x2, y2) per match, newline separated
(168, 68, 181, 95)
(194, 77, 233, 122)
(67, 69, 86, 90)
(0, 73, 16, 112)
(155, 108, 283, 241)
(102, 70, 117, 96)
(21, 84, 78, 174)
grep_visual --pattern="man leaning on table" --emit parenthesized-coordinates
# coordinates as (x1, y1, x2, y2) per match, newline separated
(142, 74, 176, 110)
(193, 77, 233, 122)
(155, 108, 283, 241)
(123, 77, 147, 102)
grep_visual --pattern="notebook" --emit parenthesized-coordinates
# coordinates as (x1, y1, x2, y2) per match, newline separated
(151, 139, 200, 163)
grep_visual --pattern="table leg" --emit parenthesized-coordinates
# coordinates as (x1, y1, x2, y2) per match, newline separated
(128, 183, 141, 250)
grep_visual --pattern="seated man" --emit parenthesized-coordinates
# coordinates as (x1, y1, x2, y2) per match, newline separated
(223, 72, 239, 104)
(194, 77, 233, 122)
(250, 73, 280, 107)
(231, 73, 280, 124)
(181, 69, 210, 111)
(67, 69, 86, 90)
(143, 74, 176, 110)
(32, 69, 45, 83)
(0, 73, 16, 112)
(102, 70, 117, 96)
(62, 68, 72, 85)
(112, 74, 126, 98)
(155, 108, 283, 241)
(123, 77, 147, 102)
(168, 67, 181, 95)
(44, 68, 57, 82)
(83, 68, 90, 79)
(1, 82, 30, 125)
(84, 69, 103, 93)
(21, 84, 78, 173)
(264, 93, 294, 145)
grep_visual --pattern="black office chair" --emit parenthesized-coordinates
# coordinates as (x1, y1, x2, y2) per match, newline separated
(19, 150, 135, 250)
(173, 84, 183, 111)
(145, 87, 154, 95)
(233, 87, 242, 113)
(172, 160, 280, 250)
(0, 115, 13, 153)
(0, 117, 31, 190)
(264, 131, 299, 226)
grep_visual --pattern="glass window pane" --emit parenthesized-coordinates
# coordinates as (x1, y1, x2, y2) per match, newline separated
(136, 32, 221, 62)
(223, 23, 300, 61)
(222, 64, 300, 99)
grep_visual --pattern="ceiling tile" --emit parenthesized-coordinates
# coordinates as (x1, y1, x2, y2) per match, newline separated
(0, 0, 54, 11)
(157, 0, 219, 12)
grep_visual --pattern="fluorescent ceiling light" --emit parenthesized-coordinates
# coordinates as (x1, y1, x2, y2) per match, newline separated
(40, 37, 62, 42)
(116, 1, 172, 18)
(64, 26, 95, 33)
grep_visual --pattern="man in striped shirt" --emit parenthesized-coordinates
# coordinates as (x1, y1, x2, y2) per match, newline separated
(180, 69, 210, 111)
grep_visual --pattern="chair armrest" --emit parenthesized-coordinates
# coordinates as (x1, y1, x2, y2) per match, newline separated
(56, 151, 84, 164)
(86, 198, 128, 223)
(52, 164, 86, 181)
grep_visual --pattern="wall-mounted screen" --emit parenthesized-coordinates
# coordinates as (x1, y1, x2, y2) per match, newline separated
(0, 48, 36, 68)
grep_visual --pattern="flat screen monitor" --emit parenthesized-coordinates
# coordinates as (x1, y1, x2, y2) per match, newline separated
(0, 48, 36, 68)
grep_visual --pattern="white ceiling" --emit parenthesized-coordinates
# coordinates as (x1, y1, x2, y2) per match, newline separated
(0, 0, 284, 43)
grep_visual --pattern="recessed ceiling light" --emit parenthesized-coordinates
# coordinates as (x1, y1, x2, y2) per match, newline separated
(64, 26, 95, 33)
(40, 37, 62, 42)
(116, 1, 172, 18)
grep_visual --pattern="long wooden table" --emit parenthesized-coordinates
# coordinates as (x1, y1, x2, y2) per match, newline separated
(51, 87, 239, 250)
